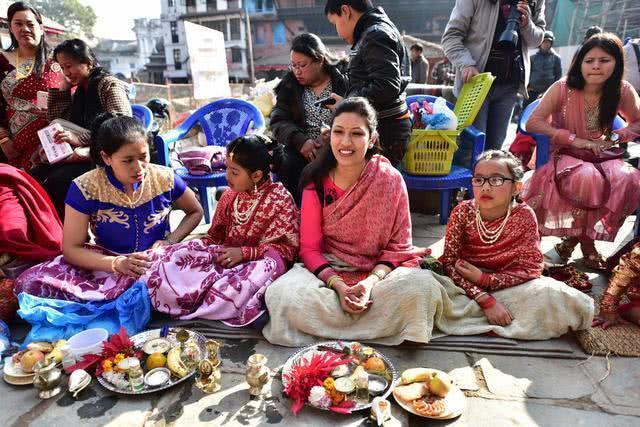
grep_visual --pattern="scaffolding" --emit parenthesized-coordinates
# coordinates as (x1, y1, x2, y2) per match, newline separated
(567, 0, 640, 45)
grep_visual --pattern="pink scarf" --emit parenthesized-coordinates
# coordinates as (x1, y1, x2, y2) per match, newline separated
(322, 155, 428, 271)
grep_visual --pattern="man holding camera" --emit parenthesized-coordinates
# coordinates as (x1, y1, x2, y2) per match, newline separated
(442, 0, 546, 154)
(324, 0, 412, 167)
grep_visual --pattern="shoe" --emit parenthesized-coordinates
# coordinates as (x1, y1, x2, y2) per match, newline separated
(582, 253, 607, 271)
(554, 238, 578, 262)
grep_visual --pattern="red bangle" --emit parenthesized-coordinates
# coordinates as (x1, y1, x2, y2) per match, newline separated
(477, 294, 497, 310)
(479, 273, 491, 288)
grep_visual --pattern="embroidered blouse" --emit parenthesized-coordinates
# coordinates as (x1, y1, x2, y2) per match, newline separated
(65, 164, 187, 254)
(207, 179, 299, 263)
(439, 200, 544, 299)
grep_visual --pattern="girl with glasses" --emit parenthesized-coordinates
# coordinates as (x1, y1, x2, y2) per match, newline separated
(439, 150, 594, 331)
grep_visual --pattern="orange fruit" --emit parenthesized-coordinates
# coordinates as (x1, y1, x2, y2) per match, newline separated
(146, 352, 167, 370)
(364, 356, 385, 372)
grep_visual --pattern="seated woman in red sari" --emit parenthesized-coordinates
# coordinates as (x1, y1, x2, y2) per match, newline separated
(593, 241, 640, 329)
(263, 98, 432, 346)
(440, 151, 593, 331)
(522, 33, 640, 269)
(139, 135, 299, 327)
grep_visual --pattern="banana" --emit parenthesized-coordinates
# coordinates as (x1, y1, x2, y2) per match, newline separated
(167, 346, 189, 378)
(45, 348, 63, 364)
(400, 368, 439, 385)
(27, 342, 54, 353)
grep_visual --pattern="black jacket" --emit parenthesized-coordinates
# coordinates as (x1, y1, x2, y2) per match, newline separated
(271, 65, 348, 151)
(347, 7, 410, 120)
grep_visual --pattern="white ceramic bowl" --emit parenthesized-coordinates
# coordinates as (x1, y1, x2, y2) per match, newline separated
(68, 328, 109, 358)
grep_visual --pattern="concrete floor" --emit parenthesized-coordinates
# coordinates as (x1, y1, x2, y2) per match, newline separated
(2, 209, 639, 427)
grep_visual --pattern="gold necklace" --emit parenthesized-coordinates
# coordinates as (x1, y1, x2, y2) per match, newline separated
(15, 50, 34, 80)
(126, 179, 146, 207)
(474, 202, 512, 244)
(232, 191, 260, 225)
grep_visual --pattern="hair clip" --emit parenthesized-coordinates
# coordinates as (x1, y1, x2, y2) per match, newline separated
(484, 153, 494, 161)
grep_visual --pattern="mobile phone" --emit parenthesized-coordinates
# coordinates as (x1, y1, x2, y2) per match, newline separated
(314, 97, 337, 107)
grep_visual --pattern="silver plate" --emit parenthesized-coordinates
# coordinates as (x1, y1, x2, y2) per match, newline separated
(97, 328, 207, 395)
(281, 341, 398, 413)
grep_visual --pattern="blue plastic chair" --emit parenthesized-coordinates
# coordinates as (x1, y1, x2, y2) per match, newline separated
(402, 95, 486, 225)
(521, 99, 640, 238)
(155, 98, 265, 223)
(131, 104, 153, 132)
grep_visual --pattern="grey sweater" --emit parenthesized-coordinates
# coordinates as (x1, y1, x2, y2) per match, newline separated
(442, 0, 546, 97)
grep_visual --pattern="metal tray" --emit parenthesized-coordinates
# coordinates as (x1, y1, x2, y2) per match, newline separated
(281, 341, 398, 413)
(97, 328, 206, 395)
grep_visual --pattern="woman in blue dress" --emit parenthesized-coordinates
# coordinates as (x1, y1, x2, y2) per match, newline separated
(15, 114, 203, 301)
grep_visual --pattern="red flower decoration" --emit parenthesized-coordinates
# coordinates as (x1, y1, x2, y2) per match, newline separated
(67, 327, 142, 376)
(283, 352, 349, 415)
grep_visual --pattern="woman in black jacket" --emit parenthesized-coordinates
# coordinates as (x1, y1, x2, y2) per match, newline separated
(271, 33, 347, 202)
(29, 39, 132, 219)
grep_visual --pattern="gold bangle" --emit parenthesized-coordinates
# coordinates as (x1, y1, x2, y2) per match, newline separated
(326, 275, 341, 289)
(371, 269, 386, 281)
(111, 256, 126, 274)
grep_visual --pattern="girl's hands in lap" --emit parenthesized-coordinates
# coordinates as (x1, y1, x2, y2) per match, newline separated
(483, 301, 514, 326)
(214, 247, 243, 268)
(114, 252, 152, 278)
(455, 259, 482, 283)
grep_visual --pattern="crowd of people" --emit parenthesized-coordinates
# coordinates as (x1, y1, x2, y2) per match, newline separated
(1, 0, 640, 344)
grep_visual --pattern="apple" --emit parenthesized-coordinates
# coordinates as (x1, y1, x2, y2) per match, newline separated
(20, 350, 45, 373)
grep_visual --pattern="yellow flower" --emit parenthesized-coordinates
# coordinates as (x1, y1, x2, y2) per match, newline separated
(114, 353, 125, 364)
(323, 377, 336, 391)
(102, 359, 114, 372)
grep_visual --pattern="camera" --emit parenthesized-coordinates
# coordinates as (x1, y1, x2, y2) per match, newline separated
(497, 1, 535, 51)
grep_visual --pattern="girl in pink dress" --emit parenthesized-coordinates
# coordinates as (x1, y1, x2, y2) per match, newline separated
(522, 33, 640, 269)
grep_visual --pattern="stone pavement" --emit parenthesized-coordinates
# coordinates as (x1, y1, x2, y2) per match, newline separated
(2, 214, 639, 427)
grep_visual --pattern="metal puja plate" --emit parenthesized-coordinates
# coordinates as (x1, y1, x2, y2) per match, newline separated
(281, 341, 398, 413)
(97, 328, 207, 395)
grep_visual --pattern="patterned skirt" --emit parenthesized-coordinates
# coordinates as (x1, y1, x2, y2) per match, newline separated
(142, 239, 287, 327)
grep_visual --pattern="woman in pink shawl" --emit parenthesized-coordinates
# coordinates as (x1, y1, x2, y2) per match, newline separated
(522, 33, 640, 269)
(263, 98, 432, 346)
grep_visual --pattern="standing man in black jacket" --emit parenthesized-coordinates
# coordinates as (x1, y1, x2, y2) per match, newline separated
(324, 0, 412, 167)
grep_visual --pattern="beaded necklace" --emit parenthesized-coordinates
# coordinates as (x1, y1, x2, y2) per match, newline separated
(474, 201, 512, 244)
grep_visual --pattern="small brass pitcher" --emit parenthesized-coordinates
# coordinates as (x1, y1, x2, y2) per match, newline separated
(32, 359, 62, 399)
(245, 354, 269, 397)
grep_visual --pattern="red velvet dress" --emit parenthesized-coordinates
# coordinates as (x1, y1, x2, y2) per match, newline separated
(439, 200, 544, 299)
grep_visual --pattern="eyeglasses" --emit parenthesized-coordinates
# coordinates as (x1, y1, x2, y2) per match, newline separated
(471, 176, 515, 187)
(289, 62, 311, 72)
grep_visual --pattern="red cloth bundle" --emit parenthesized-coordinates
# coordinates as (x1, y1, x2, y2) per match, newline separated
(0, 164, 63, 262)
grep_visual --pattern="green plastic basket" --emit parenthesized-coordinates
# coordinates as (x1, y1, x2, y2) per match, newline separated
(402, 73, 495, 175)
(454, 72, 496, 130)
(402, 130, 459, 175)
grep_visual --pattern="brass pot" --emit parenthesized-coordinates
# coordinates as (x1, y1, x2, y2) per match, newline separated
(245, 354, 269, 397)
(32, 359, 62, 399)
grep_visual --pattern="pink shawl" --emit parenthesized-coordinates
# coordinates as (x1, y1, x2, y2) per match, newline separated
(322, 155, 428, 271)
